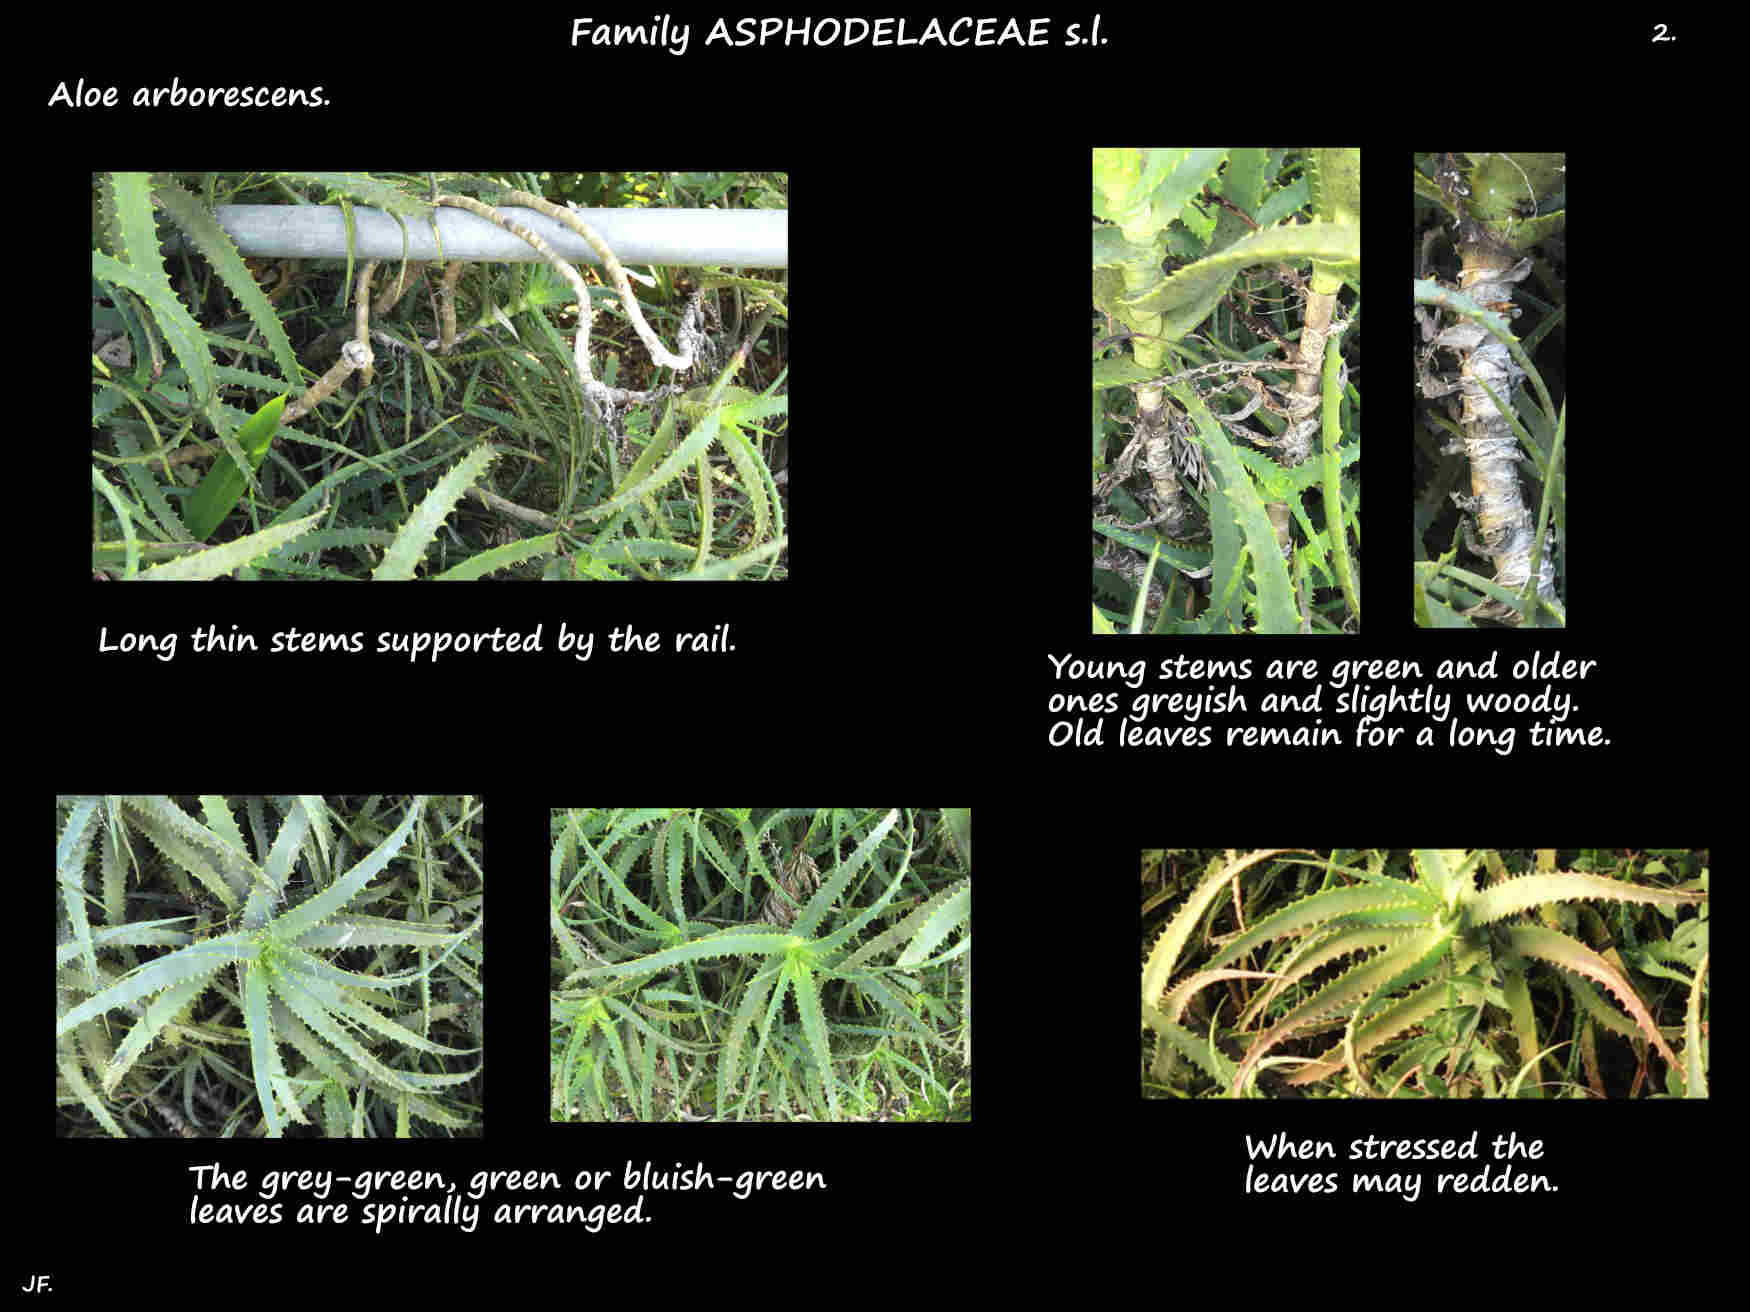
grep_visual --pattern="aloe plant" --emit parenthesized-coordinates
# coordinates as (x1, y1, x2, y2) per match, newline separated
(1093, 148, 1360, 633)
(92, 171, 789, 579)
(1143, 850, 1706, 1099)
(551, 808, 970, 1121)
(56, 796, 483, 1137)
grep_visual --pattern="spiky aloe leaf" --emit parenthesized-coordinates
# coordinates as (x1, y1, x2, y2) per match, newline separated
(150, 179, 302, 393)
(1146, 968, 1285, 1085)
(1501, 923, 1682, 1070)
(196, 796, 256, 877)
(122, 794, 264, 908)
(1173, 385, 1295, 633)
(1143, 851, 1320, 1087)
(839, 968, 955, 1054)
(243, 944, 287, 1137)
(1142, 849, 1304, 1009)
(1201, 879, 1424, 974)
(273, 798, 423, 943)
(1143, 1001, 1238, 1087)
(400, 1090, 478, 1131)
(371, 446, 498, 580)
(57, 930, 255, 1036)
(1302, 148, 1360, 294)
(1282, 972, 1489, 1088)
(589, 1000, 640, 1119)
(716, 418, 773, 550)
(276, 938, 428, 992)
(842, 873, 966, 971)
(894, 876, 969, 968)
(584, 405, 725, 523)
(1123, 221, 1360, 334)
(1470, 871, 1706, 926)
(95, 175, 223, 439)
(569, 926, 801, 983)
(263, 948, 475, 1096)
(59, 1052, 125, 1138)
(275, 951, 476, 1058)
(1353, 919, 1462, 1027)
(1229, 922, 1458, 1097)
(719, 964, 783, 1105)
(1684, 955, 1709, 1098)
(787, 952, 837, 1120)
(590, 817, 687, 938)
(1232, 925, 1420, 1030)
(801, 808, 909, 950)
(259, 798, 312, 894)
(100, 948, 243, 1095)
(57, 799, 105, 1006)
(295, 797, 333, 871)
(1565, 971, 1640, 1045)
(135, 512, 324, 579)
(54, 917, 195, 967)
(297, 914, 475, 953)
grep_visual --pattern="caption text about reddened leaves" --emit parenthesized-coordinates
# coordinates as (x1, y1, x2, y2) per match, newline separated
(1047, 651, 1604, 755)
(1244, 1130, 1549, 1201)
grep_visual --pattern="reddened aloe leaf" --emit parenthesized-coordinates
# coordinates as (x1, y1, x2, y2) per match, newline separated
(1504, 923, 1681, 1070)
(1142, 849, 1307, 1009)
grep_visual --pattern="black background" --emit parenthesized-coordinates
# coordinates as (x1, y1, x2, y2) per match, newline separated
(37, 11, 1724, 1291)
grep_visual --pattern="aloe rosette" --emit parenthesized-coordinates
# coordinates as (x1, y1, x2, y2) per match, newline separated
(1142, 850, 1706, 1098)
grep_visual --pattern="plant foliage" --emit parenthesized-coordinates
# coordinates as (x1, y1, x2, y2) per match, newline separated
(56, 796, 483, 1137)
(1142, 849, 1706, 1099)
(551, 808, 970, 1121)
(91, 171, 788, 579)
(1093, 148, 1360, 633)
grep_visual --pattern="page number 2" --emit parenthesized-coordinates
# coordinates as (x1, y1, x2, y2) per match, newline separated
(1652, 23, 1674, 41)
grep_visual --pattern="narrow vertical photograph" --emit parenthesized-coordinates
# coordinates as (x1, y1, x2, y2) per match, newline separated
(56, 796, 484, 1137)
(1414, 152, 1566, 626)
(1093, 148, 1361, 634)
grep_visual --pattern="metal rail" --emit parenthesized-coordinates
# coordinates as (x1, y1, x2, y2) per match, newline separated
(212, 204, 788, 268)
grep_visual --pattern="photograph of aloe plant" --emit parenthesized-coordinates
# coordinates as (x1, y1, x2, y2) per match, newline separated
(552, 808, 970, 1122)
(56, 796, 483, 1137)
(1142, 850, 1706, 1099)
(1094, 148, 1360, 634)
(92, 171, 788, 580)
(1414, 152, 1566, 626)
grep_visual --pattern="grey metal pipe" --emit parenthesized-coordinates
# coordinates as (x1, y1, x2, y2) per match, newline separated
(213, 204, 788, 269)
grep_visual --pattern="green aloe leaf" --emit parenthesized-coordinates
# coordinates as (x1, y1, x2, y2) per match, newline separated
(182, 392, 288, 540)
(57, 796, 482, 1138)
